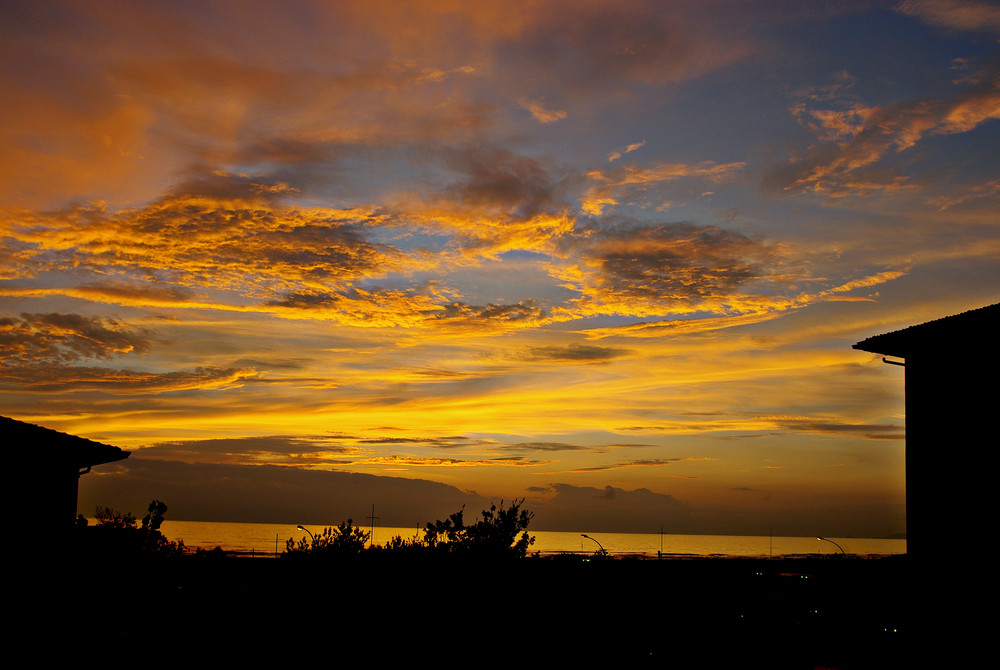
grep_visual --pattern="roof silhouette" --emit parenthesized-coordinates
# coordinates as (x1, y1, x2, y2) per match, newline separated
(853, 302, 1000, 359)
(2, 415, 129, 468)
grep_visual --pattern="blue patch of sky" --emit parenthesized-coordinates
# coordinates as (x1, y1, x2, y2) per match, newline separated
(368, 226, 452, 253)
(774, 9, 985, 104)
(905, 119, 1000, 186)
(628, 69, 793, 167)
(497, 249, 553, 261)
(447, 262, 576, 307)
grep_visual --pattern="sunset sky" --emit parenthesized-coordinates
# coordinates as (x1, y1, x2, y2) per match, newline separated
(3, 1, 999, 537)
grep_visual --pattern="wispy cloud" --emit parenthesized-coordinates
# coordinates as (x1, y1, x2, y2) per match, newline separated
(608, 140, 646, 163)
(523, 344, 629, 362)
(897, 0, 1000, 33)
(582, 161, 745, 215)
(518, 98, 568, 123)
(928, 178, 1000, 210)
(0, 364, 258, 393)
(766, 68, 1000, 197)
(570, 457, 684, 472)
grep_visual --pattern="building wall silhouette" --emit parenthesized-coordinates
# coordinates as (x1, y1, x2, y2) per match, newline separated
(5, 416, 129, 531)
(854, 303, 999, 559)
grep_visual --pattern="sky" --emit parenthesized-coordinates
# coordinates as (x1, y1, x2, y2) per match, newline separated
(3, 0, 999, 537)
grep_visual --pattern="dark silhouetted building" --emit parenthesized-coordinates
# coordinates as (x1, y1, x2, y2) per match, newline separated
(5, 416, 129, 532)
(854, 303, 999, 559)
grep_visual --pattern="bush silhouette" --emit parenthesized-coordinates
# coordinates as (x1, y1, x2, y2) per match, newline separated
(89, 500, 185, 556)
(424, 498, 535, 558)
(286, 500, 536, 559)
(95, 505, 137, 529)
(375, 533, 425, 553)
(284, 519, 370, 558)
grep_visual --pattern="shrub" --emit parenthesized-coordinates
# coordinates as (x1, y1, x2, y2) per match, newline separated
(424, 498, 535, 558)
(90, 500, 185, 556)
(284, 519, 370, 558)
(95, 506, 137, 529)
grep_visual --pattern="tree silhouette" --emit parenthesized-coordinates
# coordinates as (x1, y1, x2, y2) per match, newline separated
(90, 501, 184, 555)
(424, 498, 535, 558)
(142, 499, 168, 531)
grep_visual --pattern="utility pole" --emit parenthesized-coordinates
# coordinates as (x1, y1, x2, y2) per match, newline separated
(366, 503, 380, 547)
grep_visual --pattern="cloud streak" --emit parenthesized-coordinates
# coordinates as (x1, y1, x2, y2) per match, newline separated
(0, 312, 152, 365)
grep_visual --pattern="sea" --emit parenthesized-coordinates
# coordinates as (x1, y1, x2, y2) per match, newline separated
(132, 519, 907, 558)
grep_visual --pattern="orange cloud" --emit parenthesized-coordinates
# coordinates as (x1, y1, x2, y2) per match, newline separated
(0, 312, 152, 365)
(767, 69, 1000, 197)
(582, 161, 745, 215)
(0, 364, 257, 393)
(518, 98, 568, 123)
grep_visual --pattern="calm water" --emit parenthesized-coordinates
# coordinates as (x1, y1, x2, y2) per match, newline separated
(135, 519, 906, 558)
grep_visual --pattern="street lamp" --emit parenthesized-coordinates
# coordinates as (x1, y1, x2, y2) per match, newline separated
(581, 533, 607, 556)
(297, 525, 315, 542)
(817, 536, 846, 555)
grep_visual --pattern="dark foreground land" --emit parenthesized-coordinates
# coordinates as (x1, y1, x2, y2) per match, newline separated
(31, 550, 927, 668)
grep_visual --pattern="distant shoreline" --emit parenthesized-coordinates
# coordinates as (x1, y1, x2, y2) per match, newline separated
(92, 518, 906, 558)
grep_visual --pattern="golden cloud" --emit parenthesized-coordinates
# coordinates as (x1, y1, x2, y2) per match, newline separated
(555, 222, 772, 317)
(0, 312, 153, 365)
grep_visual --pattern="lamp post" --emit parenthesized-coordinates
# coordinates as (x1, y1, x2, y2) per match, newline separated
(817, 536, 846, 555)
(581, 533, 607, 556)
(297, 525, 315, 542)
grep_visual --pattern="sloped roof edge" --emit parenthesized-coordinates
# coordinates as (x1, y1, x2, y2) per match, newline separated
(2, 416, 130, 468)
(853, 303, 1000, 358)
